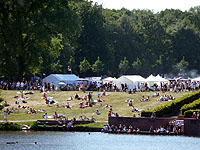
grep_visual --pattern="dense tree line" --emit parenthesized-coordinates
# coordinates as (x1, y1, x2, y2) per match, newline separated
(0, 0, 200, 80)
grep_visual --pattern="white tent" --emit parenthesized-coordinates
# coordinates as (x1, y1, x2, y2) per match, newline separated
(192, 77, 200, 81)
(155, 74, 168, 82)
(145, 74, 168, 88)
(145, 74, 157, 81)
(115, 75, 145, 90)
(85, 77, 102, 82)
(43, 74, 80, 89)
(103, 77, 117, 83)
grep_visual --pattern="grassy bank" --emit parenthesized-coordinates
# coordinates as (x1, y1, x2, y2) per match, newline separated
(0, 90, 189, 123)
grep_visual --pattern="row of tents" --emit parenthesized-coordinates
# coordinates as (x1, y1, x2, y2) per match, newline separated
(43, 74, 200, 90)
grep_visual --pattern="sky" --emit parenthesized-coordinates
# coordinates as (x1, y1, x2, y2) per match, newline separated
(92, 0, 200, 12)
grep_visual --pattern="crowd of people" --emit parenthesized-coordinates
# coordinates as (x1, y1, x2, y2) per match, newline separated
(192, 112, 200, 119)
(103, 119, 183, 134)
(148, 119, 183, 134)
(1, 76, 199, 129)
(0, 77, 42, 91)
(1, 76, 200, 94)
(126, 80, 200, 93)
(103, 124, 140, 133)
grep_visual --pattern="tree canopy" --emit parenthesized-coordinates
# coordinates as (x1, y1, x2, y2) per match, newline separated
(1, 0, 200, 79)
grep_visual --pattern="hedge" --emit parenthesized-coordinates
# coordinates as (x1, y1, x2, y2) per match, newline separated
(141, 89, 200, 117)
(30, 121, 39, 130)
(0, 104, 3, 110)
(181, 99, 200, 114)
(184, 109, 200, 118)
(0, 90, 3, 102)
(0, 97, 3, 103)
(0, 90, 4, 110)
(0, 122, 22, 131)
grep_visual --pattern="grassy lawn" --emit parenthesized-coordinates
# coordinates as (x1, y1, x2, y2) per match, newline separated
(0, 90, 190, 123)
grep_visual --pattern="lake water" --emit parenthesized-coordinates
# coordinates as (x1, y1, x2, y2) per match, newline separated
(0, 131, 199, 150)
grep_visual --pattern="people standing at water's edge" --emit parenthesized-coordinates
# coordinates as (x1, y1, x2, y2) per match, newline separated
(44, 113, 48, 120)
(54, 112, 57, 120)
(4, 110, 7, 122)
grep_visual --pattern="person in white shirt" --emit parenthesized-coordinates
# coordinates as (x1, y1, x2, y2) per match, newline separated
(16, 81, 20, 90)
(20, 82, 24, 90)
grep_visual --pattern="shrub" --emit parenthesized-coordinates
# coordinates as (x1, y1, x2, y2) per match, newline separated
(181, 99, 200, 114)
(0, 90, 3, 101)
(30, 121, 39, 130)
(0, 104, 4, 110)
(0, 90, 4, 110)
(141, 89, 200, 117)
(184, 109, 200, 118)
(0, 122, 22, 131)
(0, 97, 3, 103)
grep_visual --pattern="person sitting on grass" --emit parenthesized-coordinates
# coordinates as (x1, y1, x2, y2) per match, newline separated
(96, 109, 101, 115)
(85, 102, 89, 107)
(128, 99, 133, 106)
(27, 108, 37, 114)
(152, 93, 160, 97)
(102, 90, 109, 96)
(18, 91, 29, 100)
(74, 93, 81, 100)
(42, 92, 47, 99)
(169, 95, 175, 100)
(145, 96, 150, 101)
(79, 102, 85, 108)
(67, 96, 73, 101)
(82, 95, 87, 101)
(131, 106, 139, 112)
(22, 100, 27, 103)
(4, 101, 10, 107)
(140, 96, 145, 102)
(103, 104, 109, 109)
(65, 102, 72, 109)
(157, 95, 164, 101)
(128, 89, 132, 94)
(97, 97, 103, 102)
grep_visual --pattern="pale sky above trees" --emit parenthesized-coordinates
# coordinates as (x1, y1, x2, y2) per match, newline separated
(92, 0, 200, 12)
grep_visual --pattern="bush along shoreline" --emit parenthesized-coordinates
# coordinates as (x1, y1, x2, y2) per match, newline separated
(141, 89, 200, 117)
(184, 109, 200, 118)
(0, 121, 104, 131)
(181, 99, 200, 114)
(0, 122, 22, 131)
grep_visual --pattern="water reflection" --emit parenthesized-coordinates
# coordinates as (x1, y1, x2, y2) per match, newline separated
(0, 131, 199, 150)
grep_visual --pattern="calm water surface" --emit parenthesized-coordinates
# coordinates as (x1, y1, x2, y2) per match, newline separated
(0, 131, 199, 150)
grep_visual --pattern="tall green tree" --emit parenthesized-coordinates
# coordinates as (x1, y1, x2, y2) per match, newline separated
(38, 34, 64, 75)
(74, 1, 107, 75)
(172, 28, 200, 71)
(132, 58, 142, 74)
(173, 56, 189, 74)
(119, 57, 130, 75)
(0, 0, 80, 79)
(68, 56, 76, 74)
(92, 57, 104, 76)
(79, 57, 91, 77)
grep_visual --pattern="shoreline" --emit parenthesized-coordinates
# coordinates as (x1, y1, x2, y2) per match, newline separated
(1, 121, 200, 137)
